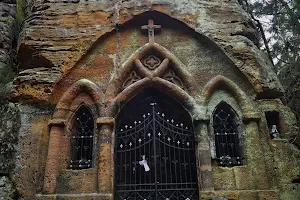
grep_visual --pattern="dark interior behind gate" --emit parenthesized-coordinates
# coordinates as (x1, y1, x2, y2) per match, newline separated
(115, 88, 199, 200)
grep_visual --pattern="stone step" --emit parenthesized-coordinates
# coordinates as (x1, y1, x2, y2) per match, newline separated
(36, 193, 112, 200)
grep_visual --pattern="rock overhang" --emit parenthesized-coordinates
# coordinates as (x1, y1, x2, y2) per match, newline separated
(12, 0, 284, 103)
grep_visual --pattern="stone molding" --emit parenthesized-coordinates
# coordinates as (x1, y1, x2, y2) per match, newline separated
(48, 118, 67, 127)
(202, 75, 258, 115)
(96, 117, 115, 126)
(242, 112, 261, 122)
(56, 79, 104, 116)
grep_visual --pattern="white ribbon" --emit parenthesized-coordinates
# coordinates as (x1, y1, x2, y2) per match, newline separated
(139, 155, 150, 172)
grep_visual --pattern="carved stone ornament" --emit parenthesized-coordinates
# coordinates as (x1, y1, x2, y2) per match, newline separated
(163, 70, 184, 88)
(143, 55, 161, 70)
(122, 71, 141, 89)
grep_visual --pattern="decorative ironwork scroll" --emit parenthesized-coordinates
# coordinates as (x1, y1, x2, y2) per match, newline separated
(213, 103, 242, 167)
(115, 103, 199, 200)
(70, 105, 94, 169)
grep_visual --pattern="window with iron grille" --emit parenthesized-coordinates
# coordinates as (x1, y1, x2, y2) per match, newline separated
(70, 105, 94, 169)
(212, 102, 243, 167)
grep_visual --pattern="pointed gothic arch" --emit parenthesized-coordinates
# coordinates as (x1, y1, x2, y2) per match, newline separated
(114, 87, 200, 200)
(202, 75, 260, 121)
(106, 43, 198, 101)
(55, 79, 104, 118)
(211, 101, 244, 167)
(44, 79, 104, 193)
(70, 104, 95, 170)
(105, 43, 199, 117)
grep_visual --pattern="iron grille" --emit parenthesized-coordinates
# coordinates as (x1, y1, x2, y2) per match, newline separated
(70, 105, 94, 169)
(213, 103, 242, 167)
(115, 103, 199, 200)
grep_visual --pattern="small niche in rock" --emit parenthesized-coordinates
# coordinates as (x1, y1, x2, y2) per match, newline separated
(292, 177, 300, 184)
(265, 111, 280, 139)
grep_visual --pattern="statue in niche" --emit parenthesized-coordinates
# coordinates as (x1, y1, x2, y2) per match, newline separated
(270, 124, 280, 139)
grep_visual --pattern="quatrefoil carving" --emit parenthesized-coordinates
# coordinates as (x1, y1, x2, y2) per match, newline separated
(143, 55, 161, 70)
(121, 54, 186, 91)
(120, 43, 190, 93)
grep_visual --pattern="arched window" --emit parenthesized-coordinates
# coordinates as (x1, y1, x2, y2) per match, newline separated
(212, 102, 242, 167)
(70, 105, 94, 169)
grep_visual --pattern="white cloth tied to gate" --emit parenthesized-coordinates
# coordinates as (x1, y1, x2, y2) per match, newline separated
(139, 155, 150, 172)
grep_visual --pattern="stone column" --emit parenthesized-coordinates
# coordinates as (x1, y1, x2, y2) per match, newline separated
(244, 120, 270, 190)
(97, 117, 115, 194)
(43, 119, 68, 193)
(194, 119, 214, 191)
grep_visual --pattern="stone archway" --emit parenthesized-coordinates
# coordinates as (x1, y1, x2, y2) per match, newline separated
(114, 88, 200, 200)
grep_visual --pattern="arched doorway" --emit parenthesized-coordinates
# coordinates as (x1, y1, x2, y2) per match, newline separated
(115, 88, 199, 200)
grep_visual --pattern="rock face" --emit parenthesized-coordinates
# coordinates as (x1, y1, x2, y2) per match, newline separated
(10, 0, 283, 102)
(0, 0, 16, 70)
(0, 1, 19, 200)
(6, 0, 300, 200)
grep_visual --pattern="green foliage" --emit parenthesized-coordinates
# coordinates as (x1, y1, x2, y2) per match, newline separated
(239, 0, 300, 125)
(241, 0, 300, 72)
(0, 0, 32, 174)
(0, 103, 19, 173)
(0, 0, 34, 101)
(0, 66, 15, 102)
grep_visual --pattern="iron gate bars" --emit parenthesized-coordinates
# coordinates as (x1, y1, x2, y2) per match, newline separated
(70, 105, 94, 169)
(115, 103, 199, 200)
(213, 103, 242, 167)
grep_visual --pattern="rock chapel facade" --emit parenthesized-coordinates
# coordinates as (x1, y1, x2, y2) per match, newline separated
(7, 0, 300, 200)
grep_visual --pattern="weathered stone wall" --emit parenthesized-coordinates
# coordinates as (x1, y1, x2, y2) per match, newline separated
(0, 103, 20, 200)
(11, 104, 52, 199)
(0, 0, 16, 73)
(0, 1, 19, 200)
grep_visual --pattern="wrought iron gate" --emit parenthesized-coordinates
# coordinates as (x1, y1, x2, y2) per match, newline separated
(115, 103, 199, 200)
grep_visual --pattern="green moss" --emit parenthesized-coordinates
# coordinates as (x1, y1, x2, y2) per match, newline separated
(16, 0, 25, 23)
(0, 0, 34, 98)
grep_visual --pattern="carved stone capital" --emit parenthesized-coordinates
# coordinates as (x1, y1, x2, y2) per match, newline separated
(97, 117, 115, 126)
(48, 118, 67, 128)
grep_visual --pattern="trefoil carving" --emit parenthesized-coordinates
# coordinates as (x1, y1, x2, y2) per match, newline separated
(163, 70, 184, 88)
(122, 71, 141, 89)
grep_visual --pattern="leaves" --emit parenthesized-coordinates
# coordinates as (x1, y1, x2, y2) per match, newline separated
(240, 0, 300, 124)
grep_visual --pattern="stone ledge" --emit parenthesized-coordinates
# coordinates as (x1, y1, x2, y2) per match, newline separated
(56, 168, 97, 194)
(200, 190, 279, 200)
(48, 119, 67, 127)
(242, 112, 261, 122)
(271, 138, 289, 142)
(96, 117, 115, 126)
(36, 193, 112, 200)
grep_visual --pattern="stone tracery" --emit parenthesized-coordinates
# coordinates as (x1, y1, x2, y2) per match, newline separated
(120, 46, 188, 92)
(122, 71, 141, 89)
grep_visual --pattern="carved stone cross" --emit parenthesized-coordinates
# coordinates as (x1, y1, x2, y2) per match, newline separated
(141, 19, 161, 44)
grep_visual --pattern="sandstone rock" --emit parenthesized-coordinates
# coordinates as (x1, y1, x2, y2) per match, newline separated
(6, 1, 300, 200)
(12, 0, 283, 103)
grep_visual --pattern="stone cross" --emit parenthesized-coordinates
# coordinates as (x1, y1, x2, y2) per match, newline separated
(141, 19, 161, 44)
